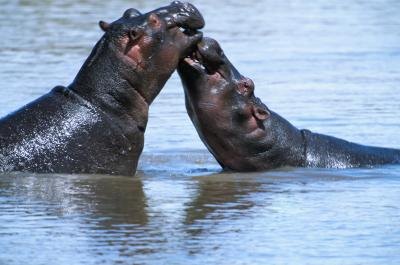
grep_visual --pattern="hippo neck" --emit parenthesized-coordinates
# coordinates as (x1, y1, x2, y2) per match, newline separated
(256, 111, 307, 168)
(69, 36, 149, 125)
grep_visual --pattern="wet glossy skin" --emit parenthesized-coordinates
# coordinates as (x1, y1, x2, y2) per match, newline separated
(178, 38, 400, 171)
(0, 2, 204, 175)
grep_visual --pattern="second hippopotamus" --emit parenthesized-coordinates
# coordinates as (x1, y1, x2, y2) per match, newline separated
(178, 37, 400, 171)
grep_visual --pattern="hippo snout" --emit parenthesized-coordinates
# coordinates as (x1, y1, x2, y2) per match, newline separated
(155, 1, 205, 30)
(197, 37, 223, 63)
(171, 1, 205, 29)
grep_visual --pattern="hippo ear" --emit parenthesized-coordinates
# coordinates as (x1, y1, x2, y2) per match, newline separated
(252, 105, 270, 121)
(99, 21, 110, 32)
(147, 13, 162, 28)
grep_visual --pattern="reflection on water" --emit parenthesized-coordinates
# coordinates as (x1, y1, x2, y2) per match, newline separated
(1, 167, 400, 264)
(1, 0, 400, 264)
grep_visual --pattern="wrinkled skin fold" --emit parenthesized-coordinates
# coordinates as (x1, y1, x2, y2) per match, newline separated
(178, 37, 400, 171)
(0, 2, 204, 175)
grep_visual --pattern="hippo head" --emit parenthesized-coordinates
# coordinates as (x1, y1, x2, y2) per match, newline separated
(178, 37, 270, 130)
(178, 37, 269, 120)
(178, 37, 271, 170)
(97, 1, 204, 104)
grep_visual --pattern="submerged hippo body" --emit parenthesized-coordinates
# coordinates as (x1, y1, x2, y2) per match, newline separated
(178, 38, 400, 171)
(0, 2, 204, 175)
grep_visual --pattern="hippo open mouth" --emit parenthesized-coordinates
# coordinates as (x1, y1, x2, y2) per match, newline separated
(183, 51, 206, 72)
(183, 47, 220, 76)
(181, 37, 240, 80)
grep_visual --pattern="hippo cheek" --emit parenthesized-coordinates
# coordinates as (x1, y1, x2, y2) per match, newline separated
(236, 104, 257, 131)
(246, 115, 263, 133)
(157, 45, 181, 70)
(117, 37, 142, 68)
(118, 35, 161, 70)
(206, 72, 223, 87)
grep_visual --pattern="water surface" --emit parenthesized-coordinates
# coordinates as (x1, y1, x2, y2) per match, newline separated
(0, 0, 399, 264)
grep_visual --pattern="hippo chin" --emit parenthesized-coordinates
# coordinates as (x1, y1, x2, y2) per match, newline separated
(178, 37, 400, 171)
(0, 2, 204, 175)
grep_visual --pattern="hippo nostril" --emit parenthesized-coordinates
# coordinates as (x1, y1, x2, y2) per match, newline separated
(244, 78, 254, 90)
(164, 17, 175, 29)
(237, 78, 255, 95)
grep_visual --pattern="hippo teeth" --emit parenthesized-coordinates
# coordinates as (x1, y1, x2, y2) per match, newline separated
(184, 52, 207, 72)
(192, 52, 200, 63)
(192, 51, 216, 73)
(186, 51, 200, 64)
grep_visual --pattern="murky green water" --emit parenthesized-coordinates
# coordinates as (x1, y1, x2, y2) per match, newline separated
(0, 0, 400, 264)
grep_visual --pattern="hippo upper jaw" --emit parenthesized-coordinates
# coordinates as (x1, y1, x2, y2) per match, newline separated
(156, 1, 205, 58)
(156, 1, 205, 31)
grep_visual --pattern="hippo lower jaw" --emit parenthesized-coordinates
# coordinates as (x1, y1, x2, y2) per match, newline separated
(182, 54, 205, 73)
(181, 37, 242, 82)
(182, 51, 224, 79)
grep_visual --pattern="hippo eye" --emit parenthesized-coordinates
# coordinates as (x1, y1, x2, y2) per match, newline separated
(129, 29, 142, 41)
(123, 8, 141, 19)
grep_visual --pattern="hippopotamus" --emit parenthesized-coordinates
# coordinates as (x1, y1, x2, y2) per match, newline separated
(178, 37, 400, 171)
(0, 2, 204, 175)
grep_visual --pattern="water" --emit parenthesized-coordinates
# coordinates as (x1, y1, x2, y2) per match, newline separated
(0, 0, 399, 264)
